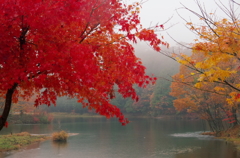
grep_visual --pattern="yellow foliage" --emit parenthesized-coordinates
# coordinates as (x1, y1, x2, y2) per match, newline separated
(236, 84, 240, 88)
(171, 18, 240, 122)
(226, 98, 234, 105)
(194, 82, 202, 89)
(176, 58, 188, 65)
(214, 87, 225, 92)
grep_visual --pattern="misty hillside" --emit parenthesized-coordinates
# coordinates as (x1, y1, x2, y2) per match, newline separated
(133, 42, 182, 78)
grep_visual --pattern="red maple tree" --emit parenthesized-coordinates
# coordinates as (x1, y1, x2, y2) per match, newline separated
(0, 0, 164, 130)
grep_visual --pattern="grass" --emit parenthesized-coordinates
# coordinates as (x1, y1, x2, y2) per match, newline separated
(0, 132, 48, 152)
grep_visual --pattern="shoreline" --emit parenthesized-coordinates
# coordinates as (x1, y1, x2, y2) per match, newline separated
(0, 132, 49, 152)
(0, 132, 79, 153)
(201, 125, 240, 150)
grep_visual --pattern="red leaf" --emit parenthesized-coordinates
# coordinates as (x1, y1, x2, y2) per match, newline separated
(228, 120, 236, 124)
(136, 96, 139, 102)
(235, 94, 240, 100)
(4, 121, 8, 128)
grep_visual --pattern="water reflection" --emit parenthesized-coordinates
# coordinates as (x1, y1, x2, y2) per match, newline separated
(51, 141, 68, 156)
(51, 141, 68, 149)
(175, 140, 240, 158)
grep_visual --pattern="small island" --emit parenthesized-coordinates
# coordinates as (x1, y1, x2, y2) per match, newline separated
(0, 132, 49, 152)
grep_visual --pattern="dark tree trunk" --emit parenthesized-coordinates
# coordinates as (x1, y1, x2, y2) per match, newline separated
(0, 83, 18, 131)
(231, 108, 239, 127)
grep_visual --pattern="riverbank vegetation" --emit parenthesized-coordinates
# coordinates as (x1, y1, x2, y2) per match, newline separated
(9, 112, 53, 124)
(209, 125, 240, 150)
(0, 132, 48, 152)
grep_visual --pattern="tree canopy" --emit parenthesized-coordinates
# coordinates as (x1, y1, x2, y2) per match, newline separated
(0, 0, 165, 130)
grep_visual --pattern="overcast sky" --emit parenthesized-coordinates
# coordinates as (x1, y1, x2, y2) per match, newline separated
(128, 0, 239, 47)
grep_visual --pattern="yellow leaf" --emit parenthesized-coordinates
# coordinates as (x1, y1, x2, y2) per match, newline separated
(214, 87, 225, 92)
(236, 84, 240, 88)
(180, 74, 184, 79)
(195, 82, 202, 88)
(226, 98, 234, 105)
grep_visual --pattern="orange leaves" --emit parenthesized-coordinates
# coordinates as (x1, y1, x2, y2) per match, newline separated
(173, 97, 197, 112)
(137, 29, 162, 51)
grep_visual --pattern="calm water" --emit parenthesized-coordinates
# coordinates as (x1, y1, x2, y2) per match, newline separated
(0, 117, 239, 158)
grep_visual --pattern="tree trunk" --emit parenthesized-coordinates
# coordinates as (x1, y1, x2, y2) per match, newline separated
(0, 83, 18, 130)
(231, 108, 239, 127)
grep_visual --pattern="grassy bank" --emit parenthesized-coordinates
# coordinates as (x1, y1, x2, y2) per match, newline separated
(0, 132, 49, 152)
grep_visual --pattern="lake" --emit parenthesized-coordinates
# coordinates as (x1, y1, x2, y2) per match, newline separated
(0, 117, 239, 158)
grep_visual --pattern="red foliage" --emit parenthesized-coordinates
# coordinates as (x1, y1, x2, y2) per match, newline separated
(235, 94, 240, 100)
(0, 0, 164, 125)
(33, 117, 40, 123)
(223, 111, 237, 124)
(4, 121, 8, 128)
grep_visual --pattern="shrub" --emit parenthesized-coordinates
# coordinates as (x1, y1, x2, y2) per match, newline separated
(52, 131, 68, 142)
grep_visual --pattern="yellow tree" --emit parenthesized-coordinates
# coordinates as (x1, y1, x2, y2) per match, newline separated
(170, 0, 240, 128)
(171, 49, 239, 131)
